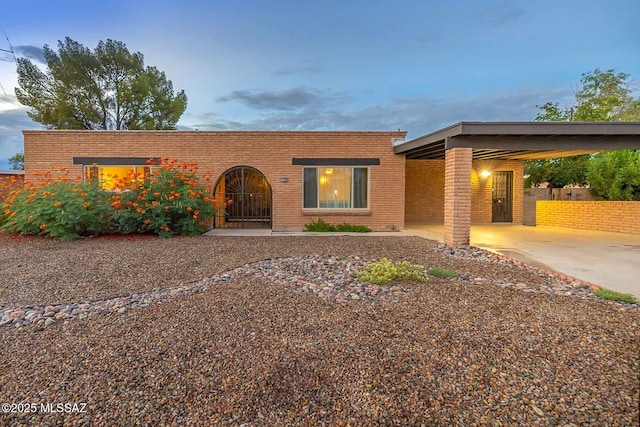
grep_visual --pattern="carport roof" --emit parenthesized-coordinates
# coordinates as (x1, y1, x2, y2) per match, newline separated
(394, 121, 640, 160)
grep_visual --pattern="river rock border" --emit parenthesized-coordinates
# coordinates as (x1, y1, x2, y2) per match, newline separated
(0, 255, 411, 330)
(1, 252, 637, 331)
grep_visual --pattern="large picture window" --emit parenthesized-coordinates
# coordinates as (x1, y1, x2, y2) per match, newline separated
(85, 165, 151, 190)
(303, 167, 368, 209)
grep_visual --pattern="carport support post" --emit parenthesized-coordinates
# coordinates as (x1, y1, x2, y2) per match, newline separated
(444, 146, 472, 246)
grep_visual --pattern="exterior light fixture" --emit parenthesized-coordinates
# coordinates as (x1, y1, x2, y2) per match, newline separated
(320, 175, 327, 185)
(480, 170, 491, 178)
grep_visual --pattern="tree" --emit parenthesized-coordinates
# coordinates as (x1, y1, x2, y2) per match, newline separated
(526, 68, 640, 189)
(8, 152, 24, 170)
(525, 156, 590, 188)
(15, 37, 187, 130)
(587, 150, 640, 201)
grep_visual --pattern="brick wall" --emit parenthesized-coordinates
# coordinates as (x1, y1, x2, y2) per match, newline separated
(405, 159, 524, 224)
(405, 160, 445, 222)
(536, 201, 640, 234)
(0, 172, 24, 202)
(23, 130, 406, 232)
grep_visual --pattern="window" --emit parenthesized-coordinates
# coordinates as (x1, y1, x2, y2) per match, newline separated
(85, 165, 151, 190)
(303, 167, 368, 209)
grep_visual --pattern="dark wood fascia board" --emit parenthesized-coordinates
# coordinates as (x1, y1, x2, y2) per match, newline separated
(445, 135, 640, 151)
(395, 121, 640, 154)
(292, 158, 380, 166)
(73, 157, 157, 165)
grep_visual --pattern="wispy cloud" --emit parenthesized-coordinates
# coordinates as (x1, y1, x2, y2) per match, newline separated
(274, 63, 324, 76)
(196, 87, 568, 138)
(479, 2, 525, 27)
(217, 86, 350, 111)
(14, 45, 45, 63)
(0, 99, 38, 169)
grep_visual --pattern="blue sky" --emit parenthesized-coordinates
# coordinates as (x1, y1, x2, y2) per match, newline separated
(1, 0, 639, 169)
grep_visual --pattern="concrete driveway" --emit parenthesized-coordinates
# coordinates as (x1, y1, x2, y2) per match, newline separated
(405, 224, 640, 299)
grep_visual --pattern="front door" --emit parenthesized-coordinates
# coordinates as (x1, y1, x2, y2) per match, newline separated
(492, 171, 513, 222)
(213, 166, 272, 229)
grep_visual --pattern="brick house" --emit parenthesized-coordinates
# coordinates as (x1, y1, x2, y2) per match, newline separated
(22, 122, 640, 245)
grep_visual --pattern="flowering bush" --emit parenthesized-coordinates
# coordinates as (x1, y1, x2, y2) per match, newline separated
(110, 159, 220, 237)
(0, 159, 223, 240)
(1, 169, 112, 240)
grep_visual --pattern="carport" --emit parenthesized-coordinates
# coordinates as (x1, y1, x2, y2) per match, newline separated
(395, 122, 640, 246)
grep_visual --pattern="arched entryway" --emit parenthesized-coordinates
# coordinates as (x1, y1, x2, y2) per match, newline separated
(213, 166, 272, 229)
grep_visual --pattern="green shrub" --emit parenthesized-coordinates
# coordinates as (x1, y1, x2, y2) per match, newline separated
(1, 160, 221, 241)
(1, 180, 112, 241)
(303, 217, 336, 232)
(111, 160, 219, 237)
(304, 218, 371, 232)
(427, 267, 460, 278)
(334, 222, 371, 232)
(357, 258, 426, 286)
(593, 288, 637, 304)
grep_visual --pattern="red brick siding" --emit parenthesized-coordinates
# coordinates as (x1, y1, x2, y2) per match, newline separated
(536, 201, 640, 234)
(23, 130, 406, 232)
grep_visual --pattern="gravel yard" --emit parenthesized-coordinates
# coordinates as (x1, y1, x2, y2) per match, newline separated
(1, 233, 638, 426)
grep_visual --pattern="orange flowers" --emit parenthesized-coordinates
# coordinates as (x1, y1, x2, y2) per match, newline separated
(53, 201, 62, 208)
(39, 224, 47, 230)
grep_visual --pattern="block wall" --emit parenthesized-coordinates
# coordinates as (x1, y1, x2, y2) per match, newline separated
(23, 130, 406, 232)
(405, 159, 524, 224)
(536, 201, 640, 234)
(0, 173, 24, 202)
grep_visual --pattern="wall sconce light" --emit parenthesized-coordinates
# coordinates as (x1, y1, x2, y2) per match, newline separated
(480, 170, 491, 178)
(320, 175, 327, 185)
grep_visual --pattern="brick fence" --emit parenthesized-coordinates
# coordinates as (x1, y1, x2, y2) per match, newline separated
(0, 171, 24, 202)
(536, 201, 640, 234)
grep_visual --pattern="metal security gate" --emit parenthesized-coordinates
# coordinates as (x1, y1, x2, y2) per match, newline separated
(492, 171, 513, 222)
(213, 166, 272, 229)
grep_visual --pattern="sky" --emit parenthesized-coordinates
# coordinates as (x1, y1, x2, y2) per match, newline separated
(0, 0, 639, 170)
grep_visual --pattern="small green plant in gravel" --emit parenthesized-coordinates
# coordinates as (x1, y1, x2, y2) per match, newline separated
(357, 258, 426, 286)
(427, 267, 460, 278)
(593, 288, 637, 304)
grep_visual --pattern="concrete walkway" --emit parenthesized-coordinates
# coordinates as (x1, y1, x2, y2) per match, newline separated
(205, 225, 640, 298)
(405, 224, 640, 299)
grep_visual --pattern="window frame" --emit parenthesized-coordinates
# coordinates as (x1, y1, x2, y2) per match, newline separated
(301, 165, 370, 210)
(83, 164, 153, 191)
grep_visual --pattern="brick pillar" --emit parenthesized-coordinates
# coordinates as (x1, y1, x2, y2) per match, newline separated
(444, 147, 472, 246)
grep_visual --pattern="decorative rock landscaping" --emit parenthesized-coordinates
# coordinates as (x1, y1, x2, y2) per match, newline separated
(1, 235, 638, 426)
(2, 249, 636, 330)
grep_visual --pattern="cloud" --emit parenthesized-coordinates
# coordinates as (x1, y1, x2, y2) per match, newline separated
(479, 2, 525, 26)
(195, 87, 568, 139)
(217, 86, 350, 111)
(0, 94, 38, 169)
(273, 64, 324, 76)
(14, 45, 45, 63)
